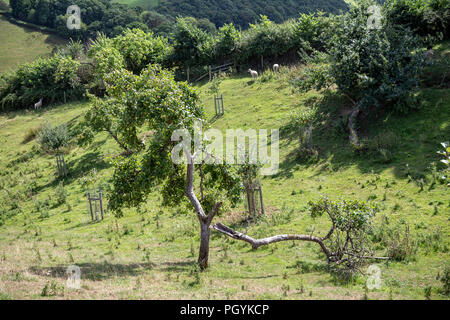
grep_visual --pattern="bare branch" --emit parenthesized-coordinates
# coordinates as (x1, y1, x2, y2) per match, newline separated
(212, 223, 332, 257)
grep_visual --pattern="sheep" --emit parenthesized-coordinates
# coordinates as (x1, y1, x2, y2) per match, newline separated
(34, 98, 43, 110)
(248, 68, 258, 81)
(424, 48, 435, 60)
(273, 64, 280, 72)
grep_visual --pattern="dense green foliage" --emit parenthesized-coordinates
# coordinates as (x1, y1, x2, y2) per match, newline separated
(385, 0, 450, 43)
(8, 0, 348, 39)
(37, 122, 71, 152)
(0, 55, 82, 110)
(155, 0, 349, 28)
(82, 65, 243, 216)
(9, 0, 148, 39)
(299, 1, 427, 113)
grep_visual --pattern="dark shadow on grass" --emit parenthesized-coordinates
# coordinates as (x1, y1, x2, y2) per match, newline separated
(32, 149, 108, 194)
(29, 260, 198, 281)
(29, 261, 156, 281)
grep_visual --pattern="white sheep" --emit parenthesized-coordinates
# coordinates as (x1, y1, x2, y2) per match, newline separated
(248, 68, 258, 81)
(424, 48, 435, 60)
(273, 64, 280, 72)
(34, 98, 43, 110)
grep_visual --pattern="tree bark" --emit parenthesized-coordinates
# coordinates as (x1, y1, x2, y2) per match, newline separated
(183, 149, 222, 270)
(212, 223, 332, 258)
(348, 107, 360, 148)
(198, 221, 211, 270)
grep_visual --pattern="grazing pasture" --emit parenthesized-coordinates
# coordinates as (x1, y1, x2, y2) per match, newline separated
(0, 42, 448, 299)
(0, 15, 66, 73)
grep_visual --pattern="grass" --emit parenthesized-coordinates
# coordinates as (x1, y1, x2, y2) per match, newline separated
(0, 43, 449, 300)
(0, 14, 66, 73)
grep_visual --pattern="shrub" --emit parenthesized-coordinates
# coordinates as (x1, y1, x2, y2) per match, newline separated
(0, 56, 82, 111)
(300, 1, 427, 113)
(55, 182, 68, 206)
(440, 266, 450, 295)
(385, 0, 450, 43)
(112, 28, 170, 74)
(37, 122, 71, 153)
(289, 108, 317, 153)
(387, 225, 417, 261)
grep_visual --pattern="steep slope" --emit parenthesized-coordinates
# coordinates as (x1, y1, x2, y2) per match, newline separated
(0, 14, 66, 73)
(0, 42, 448, 300)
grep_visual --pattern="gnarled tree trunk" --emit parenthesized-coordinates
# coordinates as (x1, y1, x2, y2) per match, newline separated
(348, 107, 361, 148)
(184, 150, 222, 270)
(198, 220, 211, 269)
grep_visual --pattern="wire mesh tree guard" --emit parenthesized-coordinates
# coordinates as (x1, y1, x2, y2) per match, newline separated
(56, 154, 67, 177)
(244, 181, 265, 219)
(299, 125, 313, 152)
(87, 190, 104, 221)
(214, 94, 224, 116)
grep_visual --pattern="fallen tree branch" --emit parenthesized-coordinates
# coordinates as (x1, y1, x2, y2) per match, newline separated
(212, 223, 332, 258)
(212, 223, 389, 265)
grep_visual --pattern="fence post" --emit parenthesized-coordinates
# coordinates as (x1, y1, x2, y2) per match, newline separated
(87, 192, 94, 221)
(94, 200, 99, 220)
(214, 95, 217, 115)
(209, 65, 212, 82)
(259, 185, 265, 215)
(99, 191, 104, 220)
(187, 66, 190, 82)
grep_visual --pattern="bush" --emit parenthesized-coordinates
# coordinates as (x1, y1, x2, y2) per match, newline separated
(37, 122, 71, 153)
(440, 266, 450, 295)
(387, 225, 417, 261)
(300, 1, 426, 114)
(0, 56, 82, 111)
(112, 28, 170, 74)
(385, 0, 450, 43)
(55, 182, 68, 206)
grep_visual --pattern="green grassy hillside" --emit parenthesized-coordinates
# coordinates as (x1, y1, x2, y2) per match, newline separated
(0, 15, 66, 73)
(0, 43, 448, 300)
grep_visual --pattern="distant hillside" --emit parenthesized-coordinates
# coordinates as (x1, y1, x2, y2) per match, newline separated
(155, 0, 349, 27)
(0, 14, 66, 73)
(115, 0, 160, 9)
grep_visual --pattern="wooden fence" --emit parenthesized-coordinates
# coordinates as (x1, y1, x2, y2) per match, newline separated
(194, 62, 234, 82)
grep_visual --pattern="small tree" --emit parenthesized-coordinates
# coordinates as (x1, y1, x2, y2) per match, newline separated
(237, 156, 263, 219)
(94, 65, 242, 270)
(299, 0, 426, 147)
(290, 108, 316, 153)
(37, 122, 70, 153)
(208, 73, 222, 96)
